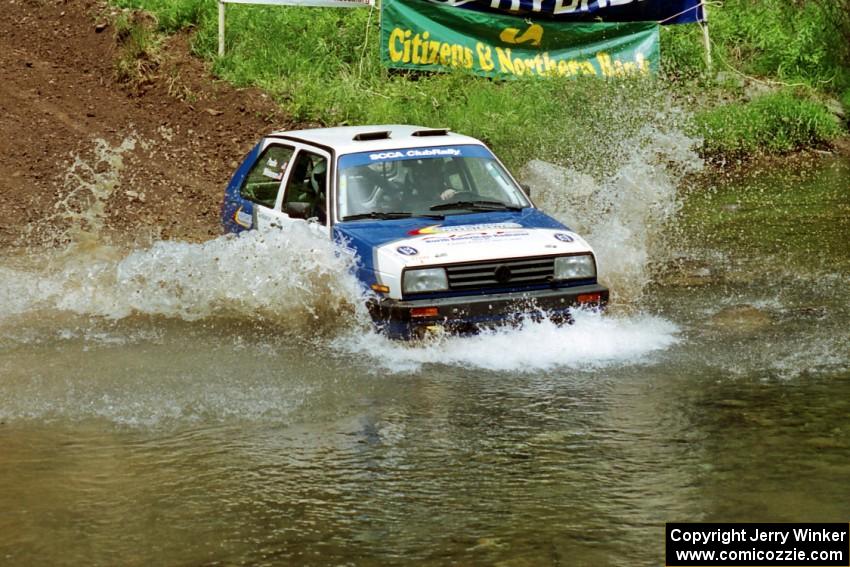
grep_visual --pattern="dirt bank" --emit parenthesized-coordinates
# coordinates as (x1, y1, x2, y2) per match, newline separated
(0, 0, 293, 248)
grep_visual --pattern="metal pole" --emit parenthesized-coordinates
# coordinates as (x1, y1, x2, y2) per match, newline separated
(701, 2, 712, 74)
(218, 0, 226, 57)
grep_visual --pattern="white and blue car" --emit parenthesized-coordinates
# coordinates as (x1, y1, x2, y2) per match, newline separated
(221, 125, 608, 338)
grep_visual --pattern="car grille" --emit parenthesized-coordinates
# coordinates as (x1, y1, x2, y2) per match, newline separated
(445, 256, 556, 291)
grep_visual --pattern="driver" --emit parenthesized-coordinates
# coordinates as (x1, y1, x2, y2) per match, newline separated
(406, 158, 460, 205)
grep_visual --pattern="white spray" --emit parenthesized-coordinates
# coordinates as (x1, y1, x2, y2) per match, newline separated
(1, 125, 702, 371)
(521, 125, 703, 303)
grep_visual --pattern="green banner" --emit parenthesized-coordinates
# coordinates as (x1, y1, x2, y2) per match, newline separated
(381, 0, 660, 79)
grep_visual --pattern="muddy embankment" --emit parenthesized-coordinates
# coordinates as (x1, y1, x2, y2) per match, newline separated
(0, 0, 293, 249)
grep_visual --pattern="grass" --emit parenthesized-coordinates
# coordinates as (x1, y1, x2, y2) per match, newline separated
(114, 0, 209, 31)
(182, 2, 679, 171)
(113, 11, 163, 91)
(110, 0, 849, 164)
(694, 90, 843, 157)
(661, 0, 850, 93)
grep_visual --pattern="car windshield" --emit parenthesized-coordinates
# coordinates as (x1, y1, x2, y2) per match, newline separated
(336, 145, 530, 221)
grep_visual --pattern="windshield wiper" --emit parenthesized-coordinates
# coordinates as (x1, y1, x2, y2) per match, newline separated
(342, 212, 412, 221)
(429, 200, 523, 212)
(341, 212, 445, 221)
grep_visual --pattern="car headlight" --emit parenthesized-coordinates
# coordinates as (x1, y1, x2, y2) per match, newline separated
(554, 254, 596, 280)
(403, 267, 448, 294)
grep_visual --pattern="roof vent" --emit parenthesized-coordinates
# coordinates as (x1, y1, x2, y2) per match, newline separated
(411, 128, 450, 137)
(353, 130, 391, 141)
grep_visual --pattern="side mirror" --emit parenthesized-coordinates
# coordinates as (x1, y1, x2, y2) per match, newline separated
(521, 183, 532, 198)
(284, 201, 311, 219)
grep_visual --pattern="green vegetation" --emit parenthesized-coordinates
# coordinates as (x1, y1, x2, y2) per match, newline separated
(695, 91, 842, 156)
(662, 0, 850, 156)
(116, 0, 679, 170)
(113, 10, 163, 91)
(113, 0, 210, 31)
(111, 0, 849, 165)
(662, 1, 850, 90)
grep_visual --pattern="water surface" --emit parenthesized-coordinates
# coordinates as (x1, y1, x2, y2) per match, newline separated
(1, 148, 848, 566)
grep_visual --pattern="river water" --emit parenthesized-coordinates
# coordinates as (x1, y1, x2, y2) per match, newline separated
(0, 136, 848, 565)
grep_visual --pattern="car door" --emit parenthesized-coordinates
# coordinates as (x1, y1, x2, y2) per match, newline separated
(222, 140, 295, 233)
(256, 146, 332, 237)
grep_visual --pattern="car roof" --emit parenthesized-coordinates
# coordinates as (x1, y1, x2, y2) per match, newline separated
(267, 124, 486, 156)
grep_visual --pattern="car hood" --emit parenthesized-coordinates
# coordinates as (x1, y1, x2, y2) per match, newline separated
(334, 209, 595, 269)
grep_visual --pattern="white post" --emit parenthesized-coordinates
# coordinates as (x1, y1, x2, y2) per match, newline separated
(218, 0, 226, 57)
(701, 2, 711, 74)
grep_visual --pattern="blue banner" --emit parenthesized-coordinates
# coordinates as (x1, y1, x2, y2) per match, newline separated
(426, 0, 704, 24)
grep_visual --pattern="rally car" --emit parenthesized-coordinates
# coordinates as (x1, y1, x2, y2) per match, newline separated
(221, 125, 608, 339)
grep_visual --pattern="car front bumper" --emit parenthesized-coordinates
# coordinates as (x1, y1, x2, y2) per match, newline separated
(368, 283, 609, 339)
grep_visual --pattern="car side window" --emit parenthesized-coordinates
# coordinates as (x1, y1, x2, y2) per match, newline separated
(240, 145, 295, 208)
(283, 151, 328, 224)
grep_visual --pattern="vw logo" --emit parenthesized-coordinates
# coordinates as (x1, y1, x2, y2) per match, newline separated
(494, 265, 512, 284)
(396, 246, 419, 256)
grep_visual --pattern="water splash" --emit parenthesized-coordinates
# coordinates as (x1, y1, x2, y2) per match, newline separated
(0, 130, 691, 382)
(3, 135, 367, 333)
(520, 125, 703, 303)
(25, 135, 138, 249)
(0, 227, 365, 335)
(333, 308, 680, 374)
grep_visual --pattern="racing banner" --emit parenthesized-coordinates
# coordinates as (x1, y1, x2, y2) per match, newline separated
(426, 0, 705, 25)
(381, 0, 659, 79)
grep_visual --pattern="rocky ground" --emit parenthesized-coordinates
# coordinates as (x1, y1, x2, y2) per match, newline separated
(0, 0, 295, 248)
